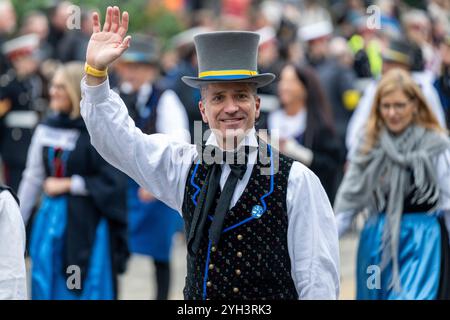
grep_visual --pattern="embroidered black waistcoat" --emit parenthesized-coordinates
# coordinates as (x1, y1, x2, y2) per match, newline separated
(182, 142, 298, 300)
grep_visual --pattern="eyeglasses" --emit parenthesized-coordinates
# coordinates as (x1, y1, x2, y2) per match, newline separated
(379, 100, 411, 112)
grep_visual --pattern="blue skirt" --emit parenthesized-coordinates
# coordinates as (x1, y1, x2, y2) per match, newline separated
(127, 180, 183, 261)
(356, 212, 447, 300)
(29, 196, 114, 300)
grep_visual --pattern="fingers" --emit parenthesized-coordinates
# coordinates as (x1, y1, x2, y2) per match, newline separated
(92, 12, 100, 33)
(119, 35, 132, 52)
(102, 6, 112, 32)
(111, 6, 120, 32)
(120, 35, 132, 48)
(117, 11, 129, 38)
(104, 6, 126, 35)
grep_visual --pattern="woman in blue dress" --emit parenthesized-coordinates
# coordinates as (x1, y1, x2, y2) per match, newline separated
(18, 62, 128, 300)
(335, 68, 450, 300)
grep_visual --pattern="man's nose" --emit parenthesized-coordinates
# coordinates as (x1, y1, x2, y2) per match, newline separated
(223, 97, 239, 113)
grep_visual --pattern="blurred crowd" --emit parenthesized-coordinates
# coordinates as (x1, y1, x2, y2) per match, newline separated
(1, 0, 450, 299)
(1, 0, 450, 197)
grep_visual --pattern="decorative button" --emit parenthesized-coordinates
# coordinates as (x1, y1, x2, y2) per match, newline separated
(235, 269, 241, 276)
(207, 281, 212, 287)
(209, 264, 214, 270)
(233, 287, 239, 293)
(237, 234, 243, 241)
(211, 246, 217, 252)
(251, 205, 264, 218)
(236, 251, 243, 258)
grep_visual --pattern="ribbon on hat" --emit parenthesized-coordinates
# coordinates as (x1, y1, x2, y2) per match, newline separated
(199, 69, 258, 80)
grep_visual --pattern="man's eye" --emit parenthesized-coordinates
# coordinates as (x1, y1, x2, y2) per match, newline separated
(212, 96, 223, 102)
(237, 94, 248, 100)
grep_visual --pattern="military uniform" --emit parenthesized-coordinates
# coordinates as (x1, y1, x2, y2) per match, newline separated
(0, 69, 41, 191)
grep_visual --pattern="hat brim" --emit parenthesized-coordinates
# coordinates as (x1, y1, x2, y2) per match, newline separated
(120, 56, 159, 65)
(181, 73, 275, 89)
(381, 53, 410, 66)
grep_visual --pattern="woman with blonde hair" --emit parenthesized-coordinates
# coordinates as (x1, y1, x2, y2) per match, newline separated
(18, 62, 128, 299)
(335, 68, 450, 299)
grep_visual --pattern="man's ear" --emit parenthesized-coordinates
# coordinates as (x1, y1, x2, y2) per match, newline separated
(199, 100, 209, 123)
(254, 96, 261, 119)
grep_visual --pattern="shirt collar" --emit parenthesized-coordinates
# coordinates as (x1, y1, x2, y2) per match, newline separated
(205, 127, 258, 151)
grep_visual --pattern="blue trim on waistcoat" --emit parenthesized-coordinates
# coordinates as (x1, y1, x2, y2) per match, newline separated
(190, 144, 275, 300)
(190, 160, 201, 206)
(202, 240, 213, 300)
(260, 144, 274, 213)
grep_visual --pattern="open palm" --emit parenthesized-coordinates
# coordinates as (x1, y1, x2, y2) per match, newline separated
(86, 6, 131, 70)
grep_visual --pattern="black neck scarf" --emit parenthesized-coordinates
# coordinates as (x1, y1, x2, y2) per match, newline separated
(187, 146, 249, 255)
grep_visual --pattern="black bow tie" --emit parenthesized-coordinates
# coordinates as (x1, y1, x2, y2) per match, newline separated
(187, 146, 249, 255)
(208, 145, 249, 166)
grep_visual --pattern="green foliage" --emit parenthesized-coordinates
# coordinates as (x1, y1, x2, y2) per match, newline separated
(11, 0, 53, 19)
(10, 0, 185, 46)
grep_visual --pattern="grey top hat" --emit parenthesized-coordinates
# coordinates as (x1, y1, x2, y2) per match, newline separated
(181, 31, 275, 88)
(120, 34, 159, 65)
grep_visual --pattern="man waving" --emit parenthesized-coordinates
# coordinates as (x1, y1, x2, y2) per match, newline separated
(81, 6, 340, 300)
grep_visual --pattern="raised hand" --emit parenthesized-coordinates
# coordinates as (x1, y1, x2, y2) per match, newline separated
(86, 6, 131, 71)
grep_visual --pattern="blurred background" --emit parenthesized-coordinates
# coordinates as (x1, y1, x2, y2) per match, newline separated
(1, 0, 449, 300)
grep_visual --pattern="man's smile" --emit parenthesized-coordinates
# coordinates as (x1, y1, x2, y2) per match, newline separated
(220, 117, 245, 125)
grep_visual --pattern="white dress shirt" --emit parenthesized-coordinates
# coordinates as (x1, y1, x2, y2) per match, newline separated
(80, 77, 340, 299)
(0, 190, 27, 300)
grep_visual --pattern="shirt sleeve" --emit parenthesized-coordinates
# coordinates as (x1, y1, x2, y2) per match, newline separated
(283, 138, 313, 166)
(335, 210, 357, 238)
(80, 77, 197, 213)
(0, 191, 27, 300)
(17, 125, 46, 224)
(70, 174, 89, 196)
(286, 161, 340, 299)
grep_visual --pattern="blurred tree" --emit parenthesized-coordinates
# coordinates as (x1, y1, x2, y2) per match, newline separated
(10, 0, 185, 46)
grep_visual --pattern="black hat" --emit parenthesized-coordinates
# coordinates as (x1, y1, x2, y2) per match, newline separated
(120, 34, 159, 65)
(381, 38, 412, 67)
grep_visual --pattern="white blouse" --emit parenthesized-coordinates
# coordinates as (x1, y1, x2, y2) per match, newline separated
(0, 190, 27, 299)
(267, 108, 307, 140)
(267, 108, 314, 166)
(17, 125, 89, 224)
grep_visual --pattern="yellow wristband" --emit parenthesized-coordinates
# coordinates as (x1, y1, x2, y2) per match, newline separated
(85, 63, 108, 78)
